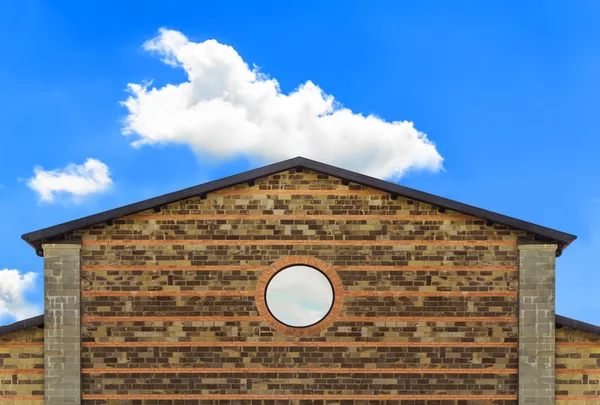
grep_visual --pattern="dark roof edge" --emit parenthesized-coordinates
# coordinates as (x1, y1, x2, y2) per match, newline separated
(299, 158, 577, 251)
(3, 313, 597, 336)
(556, 314, 600, 335)
(21, 156, 577, 253)
(0, 314, 44, 336)
(21, 157, 308, 251)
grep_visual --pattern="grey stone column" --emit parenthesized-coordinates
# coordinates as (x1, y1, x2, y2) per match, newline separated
(518, 242, 557, 404)
(42, 242, 82, 405)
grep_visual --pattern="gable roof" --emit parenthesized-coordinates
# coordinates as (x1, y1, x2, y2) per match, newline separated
(3, 314, 597, 336)
(0, 315, 44, 336)
(21, 156, 577, 256)
(556, 314, 600, 336)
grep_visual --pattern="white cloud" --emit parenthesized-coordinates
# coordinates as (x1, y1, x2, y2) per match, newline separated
(121, 28, 443, 180)
(0, 269, 40, 323)
(26, 158, 112, 203)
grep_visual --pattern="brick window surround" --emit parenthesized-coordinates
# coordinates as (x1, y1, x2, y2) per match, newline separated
(255, 256, 345, 336)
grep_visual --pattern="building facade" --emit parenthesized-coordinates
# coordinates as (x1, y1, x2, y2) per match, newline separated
(1, 157, 598, 405)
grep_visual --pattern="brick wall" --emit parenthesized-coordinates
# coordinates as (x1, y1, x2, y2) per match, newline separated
(0, 326, 44, 405)
(71, 168, 531, 404)
(556, 326, 600, 404)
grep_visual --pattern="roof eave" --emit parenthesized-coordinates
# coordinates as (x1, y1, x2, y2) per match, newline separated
(556, 314, 600, 335)
(0, 315, 44, 336)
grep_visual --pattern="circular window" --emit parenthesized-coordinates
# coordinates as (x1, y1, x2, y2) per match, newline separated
(255, 256, 344, 336)
(265, 265, 334, 328)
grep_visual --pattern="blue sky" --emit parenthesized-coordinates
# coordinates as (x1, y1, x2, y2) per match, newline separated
(0, 1, 599, 326)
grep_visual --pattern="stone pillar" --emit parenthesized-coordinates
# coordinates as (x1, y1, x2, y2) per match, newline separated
(518, 242, 557, 404)
(42, 242, 82, 405)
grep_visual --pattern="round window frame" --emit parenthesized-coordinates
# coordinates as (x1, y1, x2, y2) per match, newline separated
(264, 264, 334, 329)
(255, 256, 344, 336)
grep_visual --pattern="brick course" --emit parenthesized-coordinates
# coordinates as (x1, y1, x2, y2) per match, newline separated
(556, 326, 600, 404)
(0, 326, 44, 405)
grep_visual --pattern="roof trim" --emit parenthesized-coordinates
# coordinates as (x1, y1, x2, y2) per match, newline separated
(0, 315, 44, 336)
(556, 314, 600, 335)
(22, 156, 577, 254)
(4, 314, 597, 336)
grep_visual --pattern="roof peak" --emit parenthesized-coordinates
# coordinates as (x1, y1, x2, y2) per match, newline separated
(21, 156, 576, 255)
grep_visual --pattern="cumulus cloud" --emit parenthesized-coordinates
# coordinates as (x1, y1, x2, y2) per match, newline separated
(0, 269, 40, 323)
(121, 28, 443, 179)
(26, 158, 112, 203)
(266, 266, 333, 326)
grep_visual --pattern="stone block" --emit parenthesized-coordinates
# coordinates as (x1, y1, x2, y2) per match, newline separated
(518, 242, 557, 404)
(42, 242, 81, 405)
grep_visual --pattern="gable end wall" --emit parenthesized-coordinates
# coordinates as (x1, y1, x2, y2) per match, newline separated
(67, 168, 530, 405)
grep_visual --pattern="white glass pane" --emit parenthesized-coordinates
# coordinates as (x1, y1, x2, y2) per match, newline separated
(265, 265, 334, 327)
